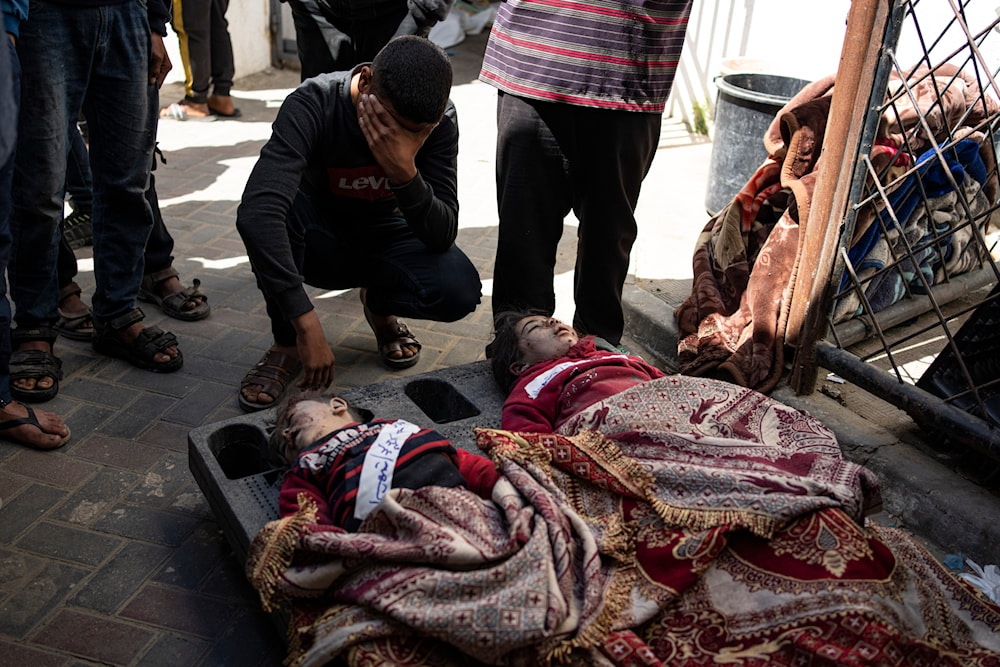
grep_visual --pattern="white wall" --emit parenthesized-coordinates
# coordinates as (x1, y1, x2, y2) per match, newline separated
(668, 0, 850, 125)
(162, 0, 273, 87)
(668, 1, 1000, 128)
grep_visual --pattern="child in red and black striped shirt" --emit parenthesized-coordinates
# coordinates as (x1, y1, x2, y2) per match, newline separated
(270, 392, 498, 529)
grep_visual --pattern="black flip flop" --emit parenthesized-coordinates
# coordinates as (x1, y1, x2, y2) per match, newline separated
(0, 402, 71, 450)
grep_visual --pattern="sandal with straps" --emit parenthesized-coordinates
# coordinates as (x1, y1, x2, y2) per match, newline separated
(10, 326, 63, 403)
(92, 307, 183, 373)
(138, 267, 211, 321)
(55, 281, 95, 341)
(360, 289, 422, 370)
(238, 349, 301, 412)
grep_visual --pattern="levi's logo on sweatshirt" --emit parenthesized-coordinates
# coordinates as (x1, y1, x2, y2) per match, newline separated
(327, 165, 394, 202)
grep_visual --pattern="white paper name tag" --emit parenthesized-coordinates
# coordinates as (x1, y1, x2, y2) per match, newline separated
(354, 419, 421, 521)
(523, 355, 628, 399)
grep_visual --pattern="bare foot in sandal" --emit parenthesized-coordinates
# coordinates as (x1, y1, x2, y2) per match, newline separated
(115, 322, 180, 366)
(92, 308, 183, 373)
(207, 93, 240, 117)
(0, 401, 70, 450)
(239, 345, 302, 411)
(160, 98, 212, 119)
(11, 340, 61, 401)
(360, 289, 421, 369)
(56, 285, 95, 341)
(139, 269, 210, 321)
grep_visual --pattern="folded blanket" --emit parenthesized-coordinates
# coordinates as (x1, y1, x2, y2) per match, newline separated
(675, 88, 833, 392)
(834, 139, 992, 321)
(678, 62, 999, 389)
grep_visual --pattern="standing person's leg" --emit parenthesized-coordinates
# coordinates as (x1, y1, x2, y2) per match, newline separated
(285, 0, 343, 80)
(56, 119, 95, 341)
(205, 0, 237, 117)
(491, 92, 572, 324)
(168, 0, 213, 117)
(54, 234, 95, 341)
(139, 83, 210, 321)
(62, 120, 94, 249)
(0, 35, 70, 449)
(9, 1, 90, 402)
(349, 6, 412, 64)
(86, 1, 182, 372)
(567, 109, 660, 345)
(0, 42, 16, 406)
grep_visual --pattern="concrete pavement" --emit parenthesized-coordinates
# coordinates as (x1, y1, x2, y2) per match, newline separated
(1, 30, 997, 667)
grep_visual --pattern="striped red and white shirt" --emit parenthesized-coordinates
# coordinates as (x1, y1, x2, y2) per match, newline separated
(479, 0, 692, 113)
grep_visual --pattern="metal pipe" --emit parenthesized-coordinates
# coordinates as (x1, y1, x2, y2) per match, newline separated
(829, 262, 1000, 348)
(815, 340, 1000, 461)
(788, 0, 893, 394)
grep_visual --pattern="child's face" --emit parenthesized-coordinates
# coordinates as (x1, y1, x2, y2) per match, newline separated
(516, 316, 579, 368)
(280, 397, 356, 460)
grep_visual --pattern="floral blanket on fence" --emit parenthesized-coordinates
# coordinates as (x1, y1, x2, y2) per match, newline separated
(247, 377, 1000, 666)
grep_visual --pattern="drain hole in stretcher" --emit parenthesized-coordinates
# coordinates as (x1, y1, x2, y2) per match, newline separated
(404, 378, 480, 424)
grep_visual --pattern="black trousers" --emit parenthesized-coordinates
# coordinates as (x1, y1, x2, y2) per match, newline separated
(284, 0, 410, 80)
(492, 92, 661, 345)
(172, 0, 236, 102)
(264, 190, 482, 347)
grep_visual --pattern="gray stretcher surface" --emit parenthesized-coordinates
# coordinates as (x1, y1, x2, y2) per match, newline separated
(187, 360, 505, 567)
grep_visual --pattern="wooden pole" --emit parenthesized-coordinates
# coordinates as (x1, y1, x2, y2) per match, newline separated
(787, 0, 892, 394)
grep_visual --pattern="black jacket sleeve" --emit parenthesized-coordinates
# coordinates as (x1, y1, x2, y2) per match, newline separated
(392, 101, 459, 252)
(147, 0, 171, 36)
(236, 84, 327, 321)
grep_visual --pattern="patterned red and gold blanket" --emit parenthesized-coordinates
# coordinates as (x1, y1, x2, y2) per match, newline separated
(247, 377, 1000, 666)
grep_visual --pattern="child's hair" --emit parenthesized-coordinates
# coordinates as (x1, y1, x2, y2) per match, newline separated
(488, 309, 551, 394)
(266, 390, 372, 466)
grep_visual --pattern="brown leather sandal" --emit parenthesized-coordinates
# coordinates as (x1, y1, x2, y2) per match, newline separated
(239, 349, 302, 412)
(138, 267, 210, 321)
(55, 281, 95, 341)
(371, 318, 422, 370)
(360, 289, 421, 370)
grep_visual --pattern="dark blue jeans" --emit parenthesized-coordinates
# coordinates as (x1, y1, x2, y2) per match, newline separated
(265, 190, 482, 346)
(65, 121, 93, 214)
(0, 37, 21, 405)
(57, 83, 175, 292)
(11, 0, 154, 327)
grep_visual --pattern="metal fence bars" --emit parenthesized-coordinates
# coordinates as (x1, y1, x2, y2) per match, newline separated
(793, 0, 1000, 462)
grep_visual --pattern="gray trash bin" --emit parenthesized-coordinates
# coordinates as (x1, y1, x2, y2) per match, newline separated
(704, 73, 811, 216)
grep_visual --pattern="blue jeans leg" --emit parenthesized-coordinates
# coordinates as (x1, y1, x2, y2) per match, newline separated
(143, 83, 176, 275)
(0, 38, 21, 405)
(10, 0, 75, 328)
(65, 120, 94, 213)
(81, 4, 155, 322)
(13, 1, 155, 328)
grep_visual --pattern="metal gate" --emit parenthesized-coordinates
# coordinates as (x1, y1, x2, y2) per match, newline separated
(789, 0, 1000, 463)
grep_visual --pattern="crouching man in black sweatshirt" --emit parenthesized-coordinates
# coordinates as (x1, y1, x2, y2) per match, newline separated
(236, 35, 481, 412)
